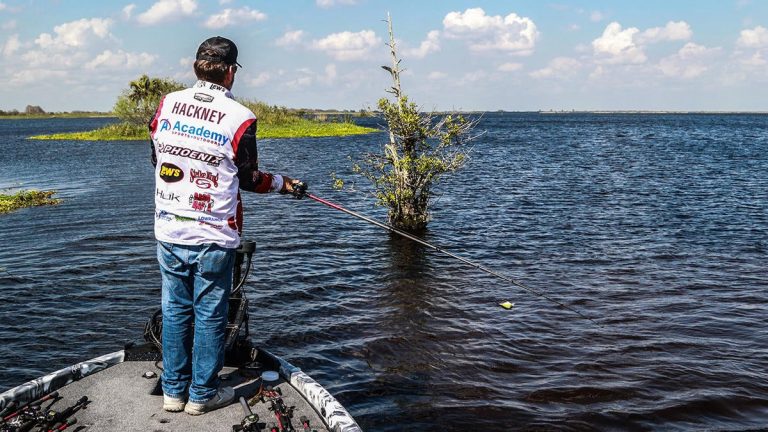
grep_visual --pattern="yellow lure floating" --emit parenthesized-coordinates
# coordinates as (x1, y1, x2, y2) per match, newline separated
(499, 301, 515, 309)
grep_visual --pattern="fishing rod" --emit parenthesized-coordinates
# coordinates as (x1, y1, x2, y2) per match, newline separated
(305, 193, 602, 327)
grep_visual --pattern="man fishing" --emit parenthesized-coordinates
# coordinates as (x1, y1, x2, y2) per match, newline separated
(149, 36, 306, 415)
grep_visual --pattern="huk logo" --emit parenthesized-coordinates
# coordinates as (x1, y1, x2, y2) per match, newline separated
(156, 188, 181, 202)
(159, 162, 184, 183)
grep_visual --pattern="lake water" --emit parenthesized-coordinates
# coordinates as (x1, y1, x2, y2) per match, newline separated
(0, 113, 766, 431)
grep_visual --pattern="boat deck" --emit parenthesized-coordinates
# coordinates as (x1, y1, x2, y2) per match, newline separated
(1, 341, 360, 432)
(30, 357, 331, 431)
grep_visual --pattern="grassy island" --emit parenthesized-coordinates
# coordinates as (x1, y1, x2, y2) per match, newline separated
(0, 111, 112, 120)
(19, 75, 378, 140)
(29, 116, 377, 141)
(0, 190, 60, 214)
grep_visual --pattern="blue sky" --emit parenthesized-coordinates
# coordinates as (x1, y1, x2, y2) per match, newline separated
(1, 0, 767, 112)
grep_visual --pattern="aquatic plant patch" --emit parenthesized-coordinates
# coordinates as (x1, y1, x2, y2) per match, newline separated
(0, 190, 60, 214)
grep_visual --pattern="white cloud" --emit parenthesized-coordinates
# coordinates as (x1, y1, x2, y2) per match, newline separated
(592, 22, 645, 64)
(589, 65, 605, 80)
(35, 18, 113, 50)
(248, 71, 271, 87)
(498, 62, 523, 72)
(530, 57, 581, 79)
(9, 68, 67, 86)
(204, 7, 266, 29)
(275, 30, 305, 47)
(639, 21, 692, 44)
(279, 64, 341, 90)
(2, 33, 19, 56)
(405, 30, 440, 59)
(428, 71, 447, 80)
(136, 0, 197, 26)
(5, 17, 158, 88)
(311, 30, 380, 61)
(590, 11, 605, 23)
(85, 49, 157, 70)
(592, 21, 693, 65)
(322, 64, 337, 83)
(1, 20, 16, 30)
(737, 26, 768, 48)
(22, 49, 84, 68)
(179, 56, 193, 67)
(285, 75, 313, 89)
(123, 4, 136, 20)
(219, 0, 233, 4)
(316, 0, 358, 8)
(459, 70, 487, 84)
(741, 51, 766, 66)
(658, 43, 719, 79)
(442, 8, 538, 55)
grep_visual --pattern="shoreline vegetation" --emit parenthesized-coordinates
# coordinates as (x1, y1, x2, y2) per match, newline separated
(0, 112, 113, 119)
(5, 109, 767, 122)
(27, 116, 377, 140)
(6, 102, 378, 140)
(0, 190, 60, 214)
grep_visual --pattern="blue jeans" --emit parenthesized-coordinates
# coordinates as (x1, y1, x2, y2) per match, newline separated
(157, 241, 235, 403)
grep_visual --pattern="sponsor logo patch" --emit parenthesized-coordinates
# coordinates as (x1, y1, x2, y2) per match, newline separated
(194, 93, 214, 103)
(156, 188, 181, 202)
(189, 192, 214, 212)
(190, 169, 220, 189)
(155, 210, 174, 221)
(197, 215, 224, 229)
(156, 210, 218, 225)
(159, 162, 184, 183)
(227, 216, 239, 230)
(156, 142, 225, 167)
(158, 118, 230, 147)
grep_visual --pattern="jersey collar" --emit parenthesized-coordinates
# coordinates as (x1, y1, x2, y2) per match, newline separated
(193, 80, 234, 100)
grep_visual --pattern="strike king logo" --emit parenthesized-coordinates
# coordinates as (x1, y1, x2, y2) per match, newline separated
(190, 192, 214, 212)
(159, 162, 184, 183)
(190, 169, 219, 189)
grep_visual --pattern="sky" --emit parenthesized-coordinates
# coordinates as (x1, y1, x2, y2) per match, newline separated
(1, 0, 767, 112)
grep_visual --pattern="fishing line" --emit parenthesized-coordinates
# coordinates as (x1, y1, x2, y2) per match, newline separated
(0, 267, 28, 283)
(306, 193, 602, 328)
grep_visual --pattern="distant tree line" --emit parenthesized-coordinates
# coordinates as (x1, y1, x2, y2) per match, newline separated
(116, 74, 313, 127)
(0, 105, 45, 115)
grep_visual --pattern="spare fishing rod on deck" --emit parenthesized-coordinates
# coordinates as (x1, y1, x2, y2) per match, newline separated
(302, 192, 602, 328)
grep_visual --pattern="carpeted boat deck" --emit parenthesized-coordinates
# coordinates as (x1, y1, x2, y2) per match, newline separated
(50, 360, 328, 432)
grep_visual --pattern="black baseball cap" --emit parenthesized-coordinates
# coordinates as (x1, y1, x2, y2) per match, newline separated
(196, 36, 242, 67)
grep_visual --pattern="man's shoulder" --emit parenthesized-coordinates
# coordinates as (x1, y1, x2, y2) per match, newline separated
(224, 98, 256, 120)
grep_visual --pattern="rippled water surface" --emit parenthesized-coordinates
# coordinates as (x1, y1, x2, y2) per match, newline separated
(1, 114, 767, 431)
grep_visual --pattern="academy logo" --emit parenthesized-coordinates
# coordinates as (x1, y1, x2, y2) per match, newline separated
(166, 120, 230, 146)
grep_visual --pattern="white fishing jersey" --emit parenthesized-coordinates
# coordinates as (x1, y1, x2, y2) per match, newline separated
(150, 80, 283, 248)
